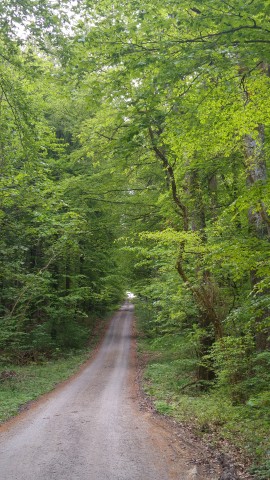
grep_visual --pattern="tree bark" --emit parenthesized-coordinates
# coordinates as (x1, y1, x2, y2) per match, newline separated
(244, 124, 270, 351)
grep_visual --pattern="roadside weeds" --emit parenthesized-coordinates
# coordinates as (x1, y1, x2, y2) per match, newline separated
(134, 327, 257, 480)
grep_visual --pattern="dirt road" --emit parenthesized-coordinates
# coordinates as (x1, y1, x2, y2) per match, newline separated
(0, 303, 219, 480)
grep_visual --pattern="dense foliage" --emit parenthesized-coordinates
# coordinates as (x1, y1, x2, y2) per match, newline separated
(0, 0, 269, 475)
(0, 4, 126, 363)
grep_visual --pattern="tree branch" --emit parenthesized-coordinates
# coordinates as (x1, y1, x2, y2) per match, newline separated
(148, 126, 189, 230)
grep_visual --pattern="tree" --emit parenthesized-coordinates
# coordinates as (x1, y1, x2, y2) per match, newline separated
(66, 0, 270, 384)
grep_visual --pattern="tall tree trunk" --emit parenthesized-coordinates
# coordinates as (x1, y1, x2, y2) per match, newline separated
(244, 125, 270, 351)
(245, 125, 270, 238)
(149, 126, 223, 337)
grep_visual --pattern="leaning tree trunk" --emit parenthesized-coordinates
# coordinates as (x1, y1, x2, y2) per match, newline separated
(148, 126, 223, 380)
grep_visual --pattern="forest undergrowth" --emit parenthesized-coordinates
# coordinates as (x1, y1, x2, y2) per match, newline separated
(0, 3, 270, 477)
(136, 304, 270, 480)
(0, 314, 111, 424)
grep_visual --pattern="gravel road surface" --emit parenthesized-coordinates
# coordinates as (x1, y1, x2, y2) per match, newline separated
(0, 303, 220, 480)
